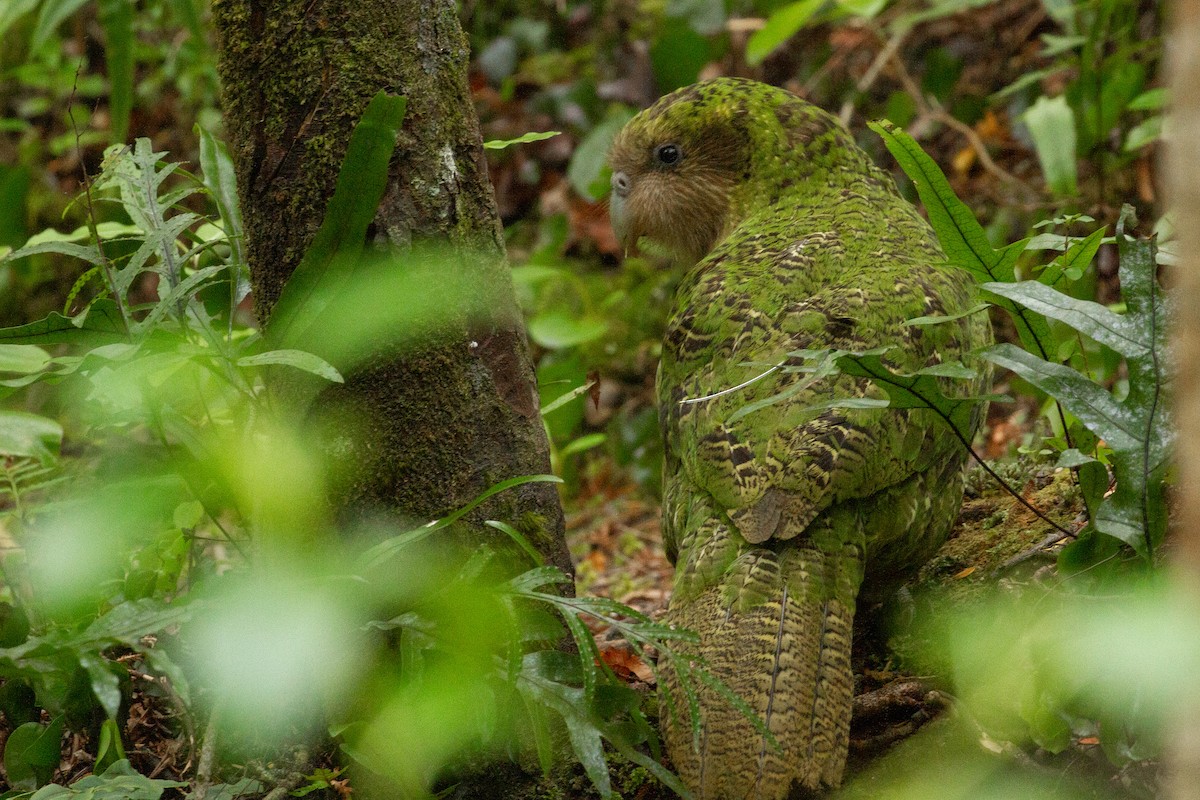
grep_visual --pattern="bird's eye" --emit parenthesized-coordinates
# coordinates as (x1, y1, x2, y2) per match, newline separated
(655, 143, 682, 166)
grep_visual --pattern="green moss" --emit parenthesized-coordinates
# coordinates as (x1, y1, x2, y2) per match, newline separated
(915, 466, 1083, 604)
(618, 765, 653, 793)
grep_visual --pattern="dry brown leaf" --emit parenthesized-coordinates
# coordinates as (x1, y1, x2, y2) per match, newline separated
(953, 146, 977, 175)
(568, 196, 622, 257)
(599, 646, 656, 684)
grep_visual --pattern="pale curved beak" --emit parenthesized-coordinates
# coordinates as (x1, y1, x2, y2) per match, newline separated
(609, 171, 635, 256)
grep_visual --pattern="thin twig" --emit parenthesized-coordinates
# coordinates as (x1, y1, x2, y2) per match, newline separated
(847, 358, 1076, 538)
(839, 24, 911, 128)
(887, 50, 1038, 199)
(960, 439, 1074, 537)
(191, 702, 222, 800)
(996, 528, 1077, 573)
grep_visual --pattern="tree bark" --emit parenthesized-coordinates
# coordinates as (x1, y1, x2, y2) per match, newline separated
(210, 0, 571, 573)
(1166, 1, 1200, 796)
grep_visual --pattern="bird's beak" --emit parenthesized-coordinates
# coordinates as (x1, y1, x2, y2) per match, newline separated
(609, 170, 639, 257)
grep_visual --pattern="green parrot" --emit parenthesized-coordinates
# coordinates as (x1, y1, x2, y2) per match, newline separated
(607, 78, 991, 799)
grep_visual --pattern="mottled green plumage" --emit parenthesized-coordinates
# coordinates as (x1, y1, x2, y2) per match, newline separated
(608, 78, 991, 799)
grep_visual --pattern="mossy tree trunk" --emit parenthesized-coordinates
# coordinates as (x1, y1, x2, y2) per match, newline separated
(210, 0, 571, 574)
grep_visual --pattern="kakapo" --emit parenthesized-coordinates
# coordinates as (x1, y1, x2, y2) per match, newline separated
(608, 78, 990, 799)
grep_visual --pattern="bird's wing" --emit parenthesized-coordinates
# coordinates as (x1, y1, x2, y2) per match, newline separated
(659, 231, 975, 551)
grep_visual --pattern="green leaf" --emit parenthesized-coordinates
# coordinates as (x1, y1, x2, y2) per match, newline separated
(984, 229, 1170, 565)
(650, 16, 713, 91)
(196, 126, 246, 279)
(174, 499, 200, 531)
(746, 0, 824, 65)
(95, 141, 162, 232)
(1021, 688, 1072, 753)
(0, 300, 126, 347)
(990, 68, 1061, 102)
(4, 717, 64, 788)
(517, 653, 615, 799)
(79, 654, 122, 720)
(237, 349, 343, 384)
(1127, 88, 1167, 111)
(0, 164, 30, 251)
(1097, 231, 1170, 555)
(1023, 95, 1078, 196)
(560, 432, 606, 458)
(904, 302, 990, 327)
(540, 379, 595, 417)
(1037, 227, 1104, 287)
(98, 0, 135, 144)
(30, 0, 89, 51)
(1056, 448, 1097, 469)
(483, 131, 561, 149)
(835, 0, 889, 16)
(266, 91, 408, 350)
(0, 602, 30, 648)
(870, 120, 1021, 284)
(22, 221, 140, 247)
(567, 107, 634, 201)
(0, 411, 63, 463)
(0, 345, 51, 374)
(511, 264, 566, 286)
(528, 312, 608, 349)
(484, 520, 546, 566)
(871, 120, 1054, 360)
(831, 351, 990, 441)
(602, 732, 693, 799)
(507, 565, 572, 594)
(359, 473, 563, 569)
(33, 758, 187, 798)
(982, 281, 1148, 359)
(0, 0, 41, 42)
(1040, 32, 1086, 57)
(2, 239, 105, 267)
(94, 717, 125, 774)
(90, 140, 209, 318)
(132, 263, 226, 337)
(985, 344, 1138, 451)
(75, 598, 195, 648)
(1124, 116, 1162, 152)
(0, 680, 36, 725)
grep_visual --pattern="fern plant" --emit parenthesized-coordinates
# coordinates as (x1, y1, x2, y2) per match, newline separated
(866, 120, 1169, 566)
(0, 92, 709, 800)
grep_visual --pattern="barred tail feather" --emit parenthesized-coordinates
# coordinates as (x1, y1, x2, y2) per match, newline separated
(662, 539, 861, 800)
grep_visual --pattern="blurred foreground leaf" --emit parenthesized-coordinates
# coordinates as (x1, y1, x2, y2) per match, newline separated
(268, 91, 407, 351)
(0, 410, 62, 463)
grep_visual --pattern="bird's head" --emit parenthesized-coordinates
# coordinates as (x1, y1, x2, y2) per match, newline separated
(608, 78, 864, 263)
(607, 80, 753, 263)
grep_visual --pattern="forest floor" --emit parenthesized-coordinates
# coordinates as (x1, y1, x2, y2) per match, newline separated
(0, 0, 1164, 796)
